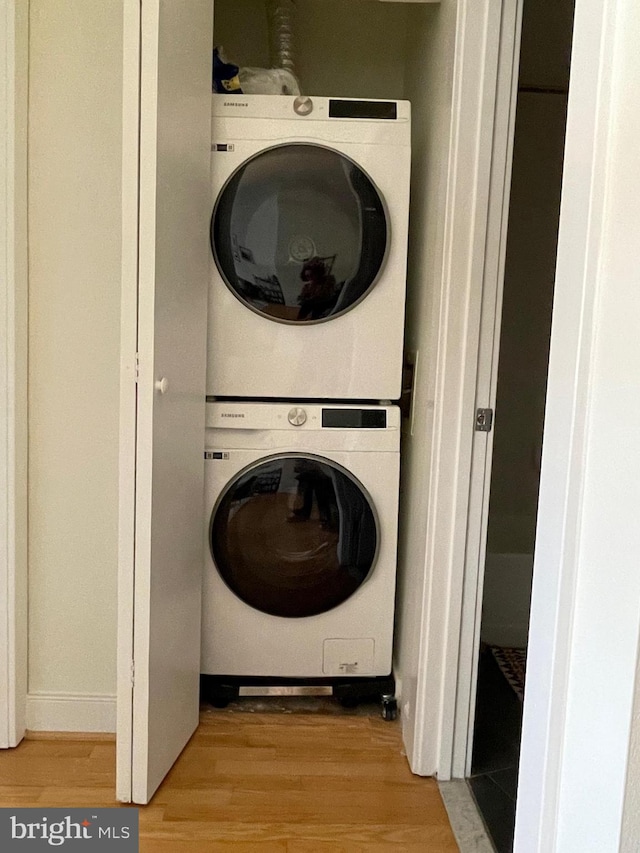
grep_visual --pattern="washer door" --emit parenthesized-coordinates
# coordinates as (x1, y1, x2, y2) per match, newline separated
(211, 143, 388, 323)
(210, 455, 378, 618)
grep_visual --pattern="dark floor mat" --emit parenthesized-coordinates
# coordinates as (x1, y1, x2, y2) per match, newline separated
(490, 646, 526, 702)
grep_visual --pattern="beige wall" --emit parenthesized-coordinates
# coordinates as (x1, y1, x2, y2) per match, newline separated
(214, 0, 412, 99)
(28, 0, 123, 698)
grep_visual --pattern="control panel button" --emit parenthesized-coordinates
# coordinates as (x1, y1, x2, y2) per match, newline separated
(293, 96, 314, 116)
(288, 407, 307, 426)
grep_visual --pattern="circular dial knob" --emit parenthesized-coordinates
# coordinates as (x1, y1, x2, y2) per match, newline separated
(293, 96, 314, 116)
(288, 407, 307, 426)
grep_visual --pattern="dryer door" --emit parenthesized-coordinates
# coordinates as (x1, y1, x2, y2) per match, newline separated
(211, 144, 388, 323)
(210, 455, 378, 617)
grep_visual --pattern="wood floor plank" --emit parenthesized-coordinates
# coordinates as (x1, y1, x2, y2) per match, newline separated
(0, 757, 113, 788)
(211, 759, 422, 781)
(0, 784, 46, 805)
(141, 840, 288, 852)
(35, 788, 132, 806)
(24, 731, 115, 742)
(160, 791, 450, 826)
(287, 839, 457, 853)
(139, 820, 455, 847)
(17, 741, 98, 757)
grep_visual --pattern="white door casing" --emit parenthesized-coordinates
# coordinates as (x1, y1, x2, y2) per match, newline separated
(0, 0, 27, 751)
(117, 0, 213, 804)
(403, 0, 512, 778)
(452, 0, 523, 778)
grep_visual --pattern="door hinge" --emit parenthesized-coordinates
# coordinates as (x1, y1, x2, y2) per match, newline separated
(135, 353, 140, 384)
(400, 352, 416, 422)
(130, 660, 135, 687)
(475, 407, 494, 432)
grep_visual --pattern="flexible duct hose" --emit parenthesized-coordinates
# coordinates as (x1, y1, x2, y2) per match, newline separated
(267, 0, 297, 78)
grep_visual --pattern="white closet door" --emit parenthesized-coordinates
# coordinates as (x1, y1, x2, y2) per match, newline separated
(117, 0, 213, 805)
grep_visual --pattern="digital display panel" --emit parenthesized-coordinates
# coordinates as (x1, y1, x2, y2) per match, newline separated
(329, 100, 398, 120)
(322, 409, 387, 428)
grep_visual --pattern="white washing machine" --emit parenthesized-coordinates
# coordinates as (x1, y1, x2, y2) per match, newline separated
(201, 401, 401, 678)
(207, 95, 411, 401)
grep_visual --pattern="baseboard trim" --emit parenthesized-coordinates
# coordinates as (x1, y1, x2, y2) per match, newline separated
(26, 692, 116, 733)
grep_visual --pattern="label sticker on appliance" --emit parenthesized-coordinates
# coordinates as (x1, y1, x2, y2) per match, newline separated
(204, 451, 229, 460)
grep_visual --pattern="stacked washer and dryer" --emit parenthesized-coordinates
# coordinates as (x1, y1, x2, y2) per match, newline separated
(201, 94, 411, 716)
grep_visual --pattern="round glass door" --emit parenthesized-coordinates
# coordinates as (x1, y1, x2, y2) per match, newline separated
(212, 144, 388, 323)
(210, 455, 378, 618)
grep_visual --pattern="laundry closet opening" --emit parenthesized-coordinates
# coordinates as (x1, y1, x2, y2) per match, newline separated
(113, 0, 513, 805)
(201, 0, 448, 721)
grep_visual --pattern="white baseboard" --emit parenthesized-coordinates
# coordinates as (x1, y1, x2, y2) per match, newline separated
(26, 692, 116, 733)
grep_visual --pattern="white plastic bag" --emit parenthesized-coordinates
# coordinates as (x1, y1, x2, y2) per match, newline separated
(238, 67, 301, 95)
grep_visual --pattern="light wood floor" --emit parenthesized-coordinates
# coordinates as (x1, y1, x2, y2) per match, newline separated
(0, 710, 458, 852)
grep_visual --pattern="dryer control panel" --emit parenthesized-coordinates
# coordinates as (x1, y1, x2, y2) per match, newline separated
(205, 401, 399, 433)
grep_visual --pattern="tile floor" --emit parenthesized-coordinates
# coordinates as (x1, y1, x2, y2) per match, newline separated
(467, 647, 524, 852)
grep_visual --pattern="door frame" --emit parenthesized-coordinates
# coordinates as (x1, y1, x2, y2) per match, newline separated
(451, 0, 523, 777)
(115, 0, 141, 802)
(0, 0, 28, 750)
(406, 0, 523, 777)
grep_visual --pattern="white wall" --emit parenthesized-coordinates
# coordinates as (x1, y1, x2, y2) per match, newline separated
(27, 0, 123, 728)
(515, 0, 640, 847)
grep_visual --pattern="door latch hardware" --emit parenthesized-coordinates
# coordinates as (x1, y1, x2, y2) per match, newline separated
(475, 408, 493, 432)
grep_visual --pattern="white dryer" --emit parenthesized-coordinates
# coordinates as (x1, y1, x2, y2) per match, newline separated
(201, 401, 401, 679)
(207, 95, 411, 401)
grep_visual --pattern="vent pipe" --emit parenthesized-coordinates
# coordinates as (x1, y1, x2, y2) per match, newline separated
(267, 0, 297, 80)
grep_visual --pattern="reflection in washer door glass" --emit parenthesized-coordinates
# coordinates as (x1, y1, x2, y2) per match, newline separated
(212, 144, 388, 323)
(210, 456, 378, 618)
